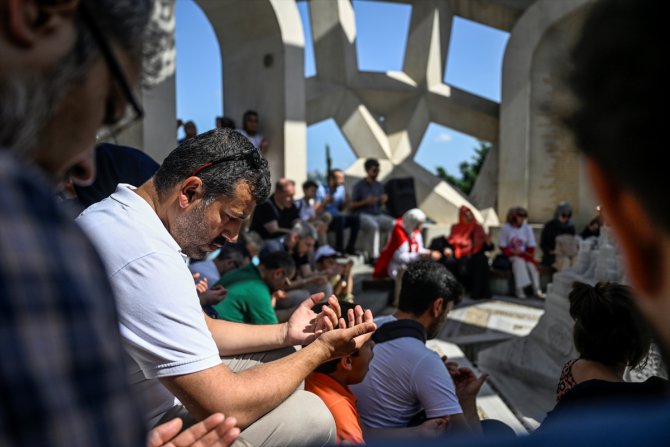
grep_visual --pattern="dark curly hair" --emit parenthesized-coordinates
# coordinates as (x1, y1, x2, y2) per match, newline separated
(569, 281, 651, 368)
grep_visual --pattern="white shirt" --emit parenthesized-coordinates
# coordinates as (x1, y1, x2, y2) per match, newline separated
(387, 232, 429, 278)
(77, 184, 221, 426)
(295, 198, 316, 222)
(498, 223, 536, 253)
(351, 315, 462, 428)
(189, 259, 220, 287)
(236, 128, 264, 151)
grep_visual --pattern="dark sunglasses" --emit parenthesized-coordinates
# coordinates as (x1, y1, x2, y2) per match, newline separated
(79, 2, 144, 142)
(190, 149, 262, 177)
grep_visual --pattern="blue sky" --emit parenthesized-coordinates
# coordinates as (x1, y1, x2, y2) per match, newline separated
(175, 0, 508, 178)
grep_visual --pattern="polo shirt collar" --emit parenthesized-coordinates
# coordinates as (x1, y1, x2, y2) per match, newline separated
(111, 184, 187, 262)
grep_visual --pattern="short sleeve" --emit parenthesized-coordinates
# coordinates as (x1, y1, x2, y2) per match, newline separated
(251, 201, 278, 237)
(113, 252, 221, 378)
(415, 232, 426, 251)
(525, 224, 537, 247)
(412, 352, 462, 418)
(351, 181, 364, 202)
(278, 205, 300, 229)
(316, 185, 326, 202)
(498, 225, 510, 248)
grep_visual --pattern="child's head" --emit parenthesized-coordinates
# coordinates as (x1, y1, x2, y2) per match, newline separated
(313, 301, 375, 385)
(314, 339, 375, 386)
(569, 281, 652, 368)
(302, 180, 318, 200)
(315, 245, 339, 272)
(316, 256, 337, 272)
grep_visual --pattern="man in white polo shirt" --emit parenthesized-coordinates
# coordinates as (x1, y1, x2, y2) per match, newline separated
(77, 128, 376, 446)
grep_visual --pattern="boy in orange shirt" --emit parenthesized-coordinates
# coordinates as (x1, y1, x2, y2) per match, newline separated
(306, 302, 374, 445)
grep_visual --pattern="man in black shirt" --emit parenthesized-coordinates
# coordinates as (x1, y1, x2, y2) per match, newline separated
(250, 178, 300, 239)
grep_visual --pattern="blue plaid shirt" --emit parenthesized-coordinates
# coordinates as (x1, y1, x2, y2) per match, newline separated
(0, 152, 146, 446)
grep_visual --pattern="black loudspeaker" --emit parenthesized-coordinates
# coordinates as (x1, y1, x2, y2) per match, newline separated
(384, 177, 417, 218)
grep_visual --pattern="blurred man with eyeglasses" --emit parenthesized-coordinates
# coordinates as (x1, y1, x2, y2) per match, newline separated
(0, 1, 241, 446)
(77, 128, 376, 446)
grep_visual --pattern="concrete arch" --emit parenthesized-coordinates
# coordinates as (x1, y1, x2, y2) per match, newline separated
(196, 0, 307, 185)
(498, 0, 595, 225)
(127, 0, 565, 229)
(306, 0, 510, 225)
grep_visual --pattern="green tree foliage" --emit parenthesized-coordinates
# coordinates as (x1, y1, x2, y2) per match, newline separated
(436, 141, 491, 195)
(307, 144, 333, 187)
(325, 144, 332, 178)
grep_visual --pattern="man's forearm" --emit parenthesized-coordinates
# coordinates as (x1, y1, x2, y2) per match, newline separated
(164, 340, 333, 429)
(206, 317, 289, 355)
(459, 400, 482, 433)
(226, 341, 332, 427)
(349, 199, 366, 210)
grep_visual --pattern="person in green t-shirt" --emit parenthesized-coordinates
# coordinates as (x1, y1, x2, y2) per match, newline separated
(212, 251, 295, 324)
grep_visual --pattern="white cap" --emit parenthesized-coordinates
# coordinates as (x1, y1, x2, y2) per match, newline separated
(315, 245, 338, 262)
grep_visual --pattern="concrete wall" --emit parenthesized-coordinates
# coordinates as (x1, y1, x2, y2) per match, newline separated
(498, 0, 596, 229)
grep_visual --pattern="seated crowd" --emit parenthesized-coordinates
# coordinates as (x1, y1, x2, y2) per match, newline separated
(66, 130, 614, 447)
(3, 0, 669, 446)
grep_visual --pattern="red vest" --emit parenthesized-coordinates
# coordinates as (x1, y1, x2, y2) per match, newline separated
(373, 218, 420, 278)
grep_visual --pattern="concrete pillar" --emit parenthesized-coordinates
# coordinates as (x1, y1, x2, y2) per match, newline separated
(310, 0, 358, 84)
(499, 0, 595, 227)
(197, 0, 307, 187)
(141, 74, 178, 163)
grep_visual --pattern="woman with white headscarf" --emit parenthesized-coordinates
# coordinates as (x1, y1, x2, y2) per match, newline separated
(373, 208, 441, 279)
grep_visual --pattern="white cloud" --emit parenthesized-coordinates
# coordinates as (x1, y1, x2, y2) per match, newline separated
(433, 132, 453, 144)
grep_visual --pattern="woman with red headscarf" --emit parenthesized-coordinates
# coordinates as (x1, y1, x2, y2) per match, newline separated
(429, 206, 493, 299)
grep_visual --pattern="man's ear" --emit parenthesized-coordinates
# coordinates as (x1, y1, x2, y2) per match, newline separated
(6, 0, 79, 46)
(178, 177, 204, 208)
(340, 356, 353, 372)
(273, 268, 284, 281)
(432, 297, 444, 319)
(586, 158, 665, 297)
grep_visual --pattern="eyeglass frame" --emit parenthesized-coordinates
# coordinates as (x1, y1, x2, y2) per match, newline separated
(78, 2, 144, 142)
(190, 149, 262, 178)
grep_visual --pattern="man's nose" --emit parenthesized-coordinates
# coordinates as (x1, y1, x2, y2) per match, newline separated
(222, 221, 243, 243)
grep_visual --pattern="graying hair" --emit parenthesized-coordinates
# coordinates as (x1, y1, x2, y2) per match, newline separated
(0, 0, 151, 158)
(290, 221, 318, 241)
(154, 128, 271, 205)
